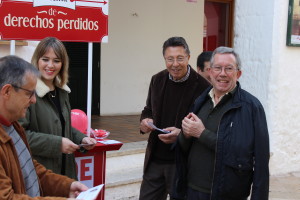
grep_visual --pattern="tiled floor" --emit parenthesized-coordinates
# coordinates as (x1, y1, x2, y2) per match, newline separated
(91, 115, 148, 143)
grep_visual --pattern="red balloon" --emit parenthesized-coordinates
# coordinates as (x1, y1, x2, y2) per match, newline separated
(71, 109, 88, 134)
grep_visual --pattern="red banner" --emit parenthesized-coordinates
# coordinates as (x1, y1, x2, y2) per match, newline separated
(0, 0, 108, 42)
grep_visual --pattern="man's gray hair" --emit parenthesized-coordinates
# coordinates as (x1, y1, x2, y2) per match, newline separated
(0, 55, 40, 89)
(210, 46, 242, 70)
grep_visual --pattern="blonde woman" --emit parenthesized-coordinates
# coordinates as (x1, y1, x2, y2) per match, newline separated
(19, 37, 96, 179)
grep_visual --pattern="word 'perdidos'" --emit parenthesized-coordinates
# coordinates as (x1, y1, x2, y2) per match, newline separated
(4, 14, 99, 31)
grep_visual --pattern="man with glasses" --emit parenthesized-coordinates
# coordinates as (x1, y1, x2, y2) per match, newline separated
(11, 84, 36, 99)
(176, 47, 269, 200)
(0, 55, 88, 199)
(139, 37, 210, 200)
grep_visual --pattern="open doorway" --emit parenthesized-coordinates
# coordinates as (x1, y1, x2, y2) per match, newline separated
(63, 42, 100, 115)
(203, 0, 234, 51)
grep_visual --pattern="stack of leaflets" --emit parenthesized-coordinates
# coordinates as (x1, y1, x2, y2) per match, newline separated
(76, 184, 104, 200)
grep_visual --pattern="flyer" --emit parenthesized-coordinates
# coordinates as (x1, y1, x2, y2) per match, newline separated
(76, 184, 104, 200)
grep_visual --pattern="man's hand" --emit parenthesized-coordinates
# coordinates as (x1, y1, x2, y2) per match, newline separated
(182, 113, 205, 139)
(68, 181, 88, 198)
(158, 127, 181, 144)
(81, 137, 97, 150)
(140, 118, 154, 133)
(62, 137, 80, 154)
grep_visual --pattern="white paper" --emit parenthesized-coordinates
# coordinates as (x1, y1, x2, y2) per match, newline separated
(76, 184, 104, 200)
(98, 140, 121, 145)
(147, 122, 171, 133)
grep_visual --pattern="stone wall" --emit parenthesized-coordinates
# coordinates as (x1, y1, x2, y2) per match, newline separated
(234, 0, 300, 175)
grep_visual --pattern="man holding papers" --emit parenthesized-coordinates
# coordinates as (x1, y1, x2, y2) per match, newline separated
(139, 37, 210, 200)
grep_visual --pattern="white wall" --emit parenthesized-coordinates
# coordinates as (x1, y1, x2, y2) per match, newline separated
(234, 0, 274, 115)
(235, 0, 300, 175)
(268, 0, 300, 175)
(0, 41, 38, 62)
(100, 0, 204, 115)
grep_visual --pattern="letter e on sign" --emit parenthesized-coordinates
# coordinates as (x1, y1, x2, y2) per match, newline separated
(81, 158, 92, 181)
(75, 156, 94, 188)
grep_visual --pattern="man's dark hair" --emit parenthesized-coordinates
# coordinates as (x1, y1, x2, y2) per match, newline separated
(162, 37, 190, 56)
(0, 55, 40, 89)
(197, 51, 213, 72)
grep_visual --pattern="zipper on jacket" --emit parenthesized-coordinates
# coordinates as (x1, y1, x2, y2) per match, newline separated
(209, 105, 239, 200)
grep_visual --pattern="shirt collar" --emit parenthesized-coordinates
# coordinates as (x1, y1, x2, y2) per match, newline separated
(209, 85, 237, 107)
(0, 114, 12, 126)
(168, 65, 191, 83)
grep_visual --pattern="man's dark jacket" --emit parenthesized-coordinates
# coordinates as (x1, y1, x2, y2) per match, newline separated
(173, 82, 270, 200)
(140, 67, 210, 172)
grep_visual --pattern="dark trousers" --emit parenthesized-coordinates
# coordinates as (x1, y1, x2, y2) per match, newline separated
(186, 187, 210, 200)
(139, 161, 176, 200)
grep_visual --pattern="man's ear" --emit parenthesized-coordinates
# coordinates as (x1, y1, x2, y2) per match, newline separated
(1, 84, 12, 98)
(237, 70, 242, 79)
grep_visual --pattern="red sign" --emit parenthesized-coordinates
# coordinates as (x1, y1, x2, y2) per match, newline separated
(0, 0, 108, 42)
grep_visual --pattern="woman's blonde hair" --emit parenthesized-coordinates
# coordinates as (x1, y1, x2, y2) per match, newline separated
(31, 37, 69, 87)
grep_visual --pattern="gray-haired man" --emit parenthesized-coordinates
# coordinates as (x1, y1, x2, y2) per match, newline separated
(0, 55, 88, 199)
(176, 47, 269, 200)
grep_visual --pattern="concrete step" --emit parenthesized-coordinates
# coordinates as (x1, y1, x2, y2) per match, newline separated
(107, 141, 146, 158)
(105, 141, 146, 200)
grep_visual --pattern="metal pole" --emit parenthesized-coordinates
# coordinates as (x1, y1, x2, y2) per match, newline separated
(10, 40, 16, 55)
(86, 42, 93, 137)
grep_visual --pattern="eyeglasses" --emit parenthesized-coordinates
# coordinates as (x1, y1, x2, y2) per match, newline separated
(211, 65, 239, 74)
(11, 84, 36, 99)
(165, 56, 187, 64)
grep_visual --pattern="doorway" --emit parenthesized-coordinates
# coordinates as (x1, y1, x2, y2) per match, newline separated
(203, 0, 234, 51)
(63, 42, 100, 115)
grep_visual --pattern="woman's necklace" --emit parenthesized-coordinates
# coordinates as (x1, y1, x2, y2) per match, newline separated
(50, 89, 56, 98)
